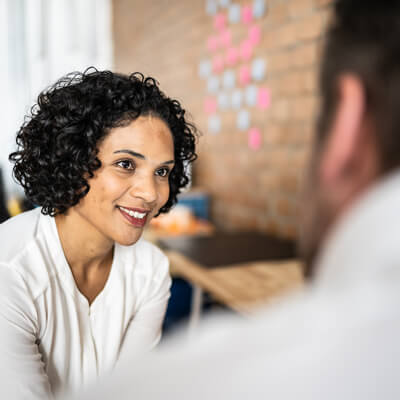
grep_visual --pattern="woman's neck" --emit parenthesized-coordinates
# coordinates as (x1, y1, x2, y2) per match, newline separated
(54, 210, 114, 273)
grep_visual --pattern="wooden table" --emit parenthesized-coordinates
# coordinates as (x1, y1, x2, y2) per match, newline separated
(158, 232, 304, 327)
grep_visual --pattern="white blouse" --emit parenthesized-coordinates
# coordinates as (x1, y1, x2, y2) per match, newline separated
(0, 208, 171, 399)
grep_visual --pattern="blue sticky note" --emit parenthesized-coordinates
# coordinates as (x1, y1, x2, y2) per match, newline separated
(206, 0, 218, 16)
(251, 58, 267, 81)
(218, 92, 230, 110)
(228, 4, 241, 23)
(231, 89, 243, 110)
(208, 115, 221, 134)
(253, 0, 267, 18)
(245, 85, 258, 107)
(199, 60, 212, 79)
(236, 110, 250, 131)
(207, 76, 220, 93)
(223, 69, 236, 90)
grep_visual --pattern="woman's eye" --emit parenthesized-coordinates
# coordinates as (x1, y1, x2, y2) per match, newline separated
(116, 160, 135, 170)
(156, 167, 170, 177)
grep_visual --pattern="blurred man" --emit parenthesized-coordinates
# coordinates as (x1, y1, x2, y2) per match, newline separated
(74, 0, 400, 398)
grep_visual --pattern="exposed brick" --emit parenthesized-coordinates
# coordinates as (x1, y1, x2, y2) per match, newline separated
(314, 0, 334, 8)
(271, 99, 291, 122)
(291, 95, 318, 121)
(269, 51, 293, 74)
(288, 0, 314, 19)
(295, 11, 326, 42)
(113, 0, 332, 238)
(291, 42, 319, 67)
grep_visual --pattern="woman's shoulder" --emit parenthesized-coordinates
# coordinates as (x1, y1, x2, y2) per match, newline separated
(0, 208, 42, 262)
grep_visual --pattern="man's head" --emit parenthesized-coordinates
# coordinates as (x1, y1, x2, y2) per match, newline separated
(299, 0, 400, 276)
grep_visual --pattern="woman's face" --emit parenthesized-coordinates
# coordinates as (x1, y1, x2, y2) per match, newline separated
(71, 115, 175, 246)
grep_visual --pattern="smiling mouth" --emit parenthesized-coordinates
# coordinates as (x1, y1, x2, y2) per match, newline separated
(117, 206, 150, 227)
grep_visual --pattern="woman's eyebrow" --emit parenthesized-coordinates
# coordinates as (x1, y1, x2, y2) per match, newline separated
(114, 149, 145, 159)
(113, 149, 174, 164)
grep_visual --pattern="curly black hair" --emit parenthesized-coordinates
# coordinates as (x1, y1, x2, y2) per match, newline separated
(9, 68, 198, 216)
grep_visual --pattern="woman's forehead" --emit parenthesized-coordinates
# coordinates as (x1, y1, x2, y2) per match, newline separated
(99, 116, 174, 159)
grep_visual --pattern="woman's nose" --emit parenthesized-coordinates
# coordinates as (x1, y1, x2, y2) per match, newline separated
(129, 174, 157, 205)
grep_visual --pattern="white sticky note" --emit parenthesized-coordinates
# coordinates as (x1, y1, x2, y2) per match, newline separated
(245, 85, 258, 107)
(228, 4, 241, 23)
(253, 0, 267, 18)
(206, 0, 218, 15)
(207, 76, 220, 93)
(198, 60, 212, 79)
(218, 92, 230, 110)
(223, 69, 236, 90)
(231, 89, 243, 110)
(208, 115, 221, 134)
(219, 0, 231, 7)
(251, 58, 267, 81)
(236, 109, 250, 131)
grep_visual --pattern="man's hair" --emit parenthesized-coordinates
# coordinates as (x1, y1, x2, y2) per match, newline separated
(317, 0, 400, 172)
(9, 68, 197, 216)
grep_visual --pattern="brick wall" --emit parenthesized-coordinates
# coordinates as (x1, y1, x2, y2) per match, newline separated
(112, 0, 333, 238)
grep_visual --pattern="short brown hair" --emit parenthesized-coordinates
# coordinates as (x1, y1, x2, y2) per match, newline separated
(317, 0, 400, 172)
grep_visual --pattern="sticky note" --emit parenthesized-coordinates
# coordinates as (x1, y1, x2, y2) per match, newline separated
(248, 128, 262, 150)
(242, 4, 253, 24)
(257, 87, 271, 109)
(253, 0, 267, 18)
(239, 65, 251, 86)
(204, 97, 217, 114)
(228, 4, 241, 23)
(206, 0, 218, 15)
(207, 76, 220, 93)
(223, 69, 236, 89)
(219, 29, 232, 48)
(218, 92, 230, 110)
(225, 46, 239, 66)
(212, 55, 225, 73)
(240, 39, 253, 62)
(237, 109, 250, 131)
(231, 89, 243, 109)
(207, 35, 219, 52)
(198, 60, 212, 79)
(248, 24, 261, 46)
(208, 115, 221, 134)
(214, 12, 226, 30)
(245, 85, 258, 107)
(251, 58, 266, 81)
(219, 0, 230, 7)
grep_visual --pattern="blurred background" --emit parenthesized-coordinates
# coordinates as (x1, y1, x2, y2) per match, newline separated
(1, 0, 332, 332)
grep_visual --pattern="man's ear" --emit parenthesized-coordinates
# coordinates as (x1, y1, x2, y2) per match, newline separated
(319, 74, 366, 185)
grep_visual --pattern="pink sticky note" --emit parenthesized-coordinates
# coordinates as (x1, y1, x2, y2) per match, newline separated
(212, 55, 225, 73)
(248, 128, 262, 150)
(214, 13, 226, 31)
(219, 29, 232, 48)
(239, 65, 251, 86)
(240, 39, 253, 62)
(207, 35, 219, 52)
(248, 24, 261, 46)
(242, 5, 253, 24)
(204, 97, 217, 114)
(257, 87, 271, 109)
(225, 46, 239, 66)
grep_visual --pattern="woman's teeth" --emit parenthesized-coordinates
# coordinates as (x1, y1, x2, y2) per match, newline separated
(119, 206, 147, 219)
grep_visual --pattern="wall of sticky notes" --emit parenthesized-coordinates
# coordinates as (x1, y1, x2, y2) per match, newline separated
(199, 0, 268, 148)
(112, 0, 333, 239)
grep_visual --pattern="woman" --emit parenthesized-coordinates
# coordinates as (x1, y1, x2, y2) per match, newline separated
(0, 69, 197, 399)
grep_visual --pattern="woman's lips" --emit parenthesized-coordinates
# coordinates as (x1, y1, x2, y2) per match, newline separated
(117, 206, 149, 228)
